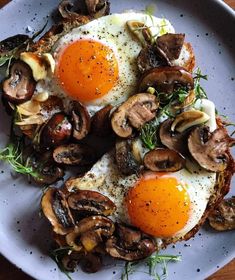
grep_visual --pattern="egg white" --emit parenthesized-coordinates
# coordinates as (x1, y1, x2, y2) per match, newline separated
(36, 12, 174, 116)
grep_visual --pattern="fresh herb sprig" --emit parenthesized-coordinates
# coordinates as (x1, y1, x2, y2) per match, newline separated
(193, 68, 208, 100)
(0, 140, 37, 177)
(121, 253, 181, 280)
(50, 246, 73, 280)
(147, 254, 181, 280)
(140, 118, 160, 150)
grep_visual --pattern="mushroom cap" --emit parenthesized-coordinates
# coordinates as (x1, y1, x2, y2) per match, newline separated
(188, 126, 234, 172)
(3, 60, 36, 104)
(144, 148, 185, 172)
(138, 66, 194, 94)
(111, 93, 159, 138)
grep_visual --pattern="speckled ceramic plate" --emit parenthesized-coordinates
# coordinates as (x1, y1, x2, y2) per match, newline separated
(0, 0, 235, 280)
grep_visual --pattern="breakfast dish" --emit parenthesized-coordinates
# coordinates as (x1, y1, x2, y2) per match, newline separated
(0, 1, 235, 280)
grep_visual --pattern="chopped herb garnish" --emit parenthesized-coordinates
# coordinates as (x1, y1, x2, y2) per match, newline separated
(121, 253, 181, 280)
(193, 68, 208, 100)
(140, 118, 160, 150)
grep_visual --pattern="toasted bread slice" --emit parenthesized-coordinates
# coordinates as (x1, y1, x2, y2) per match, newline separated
(172, 42, 196, 73)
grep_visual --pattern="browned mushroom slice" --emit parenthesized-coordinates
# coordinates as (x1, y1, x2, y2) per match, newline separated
(59, 0, 82, 19)
(85, 0, 110, 18)
(115, 138, 141, 175)
(67, 190, 116, 216)
(138, 66, 194, 94)
(66, 216, 115, 251)
(41, 188, 75, 235)
(2, 60, 36, 104)
(91, 105, 113, 136)
(80, 253, 102, 273)
(188, 126, 235, 172)
(41, 112, 72, 148)
(61, 252, 84, 272)
(111, 93, 159, 138)
(0, 34, 30, 55)
(156, 33, 185, 61)
(53, 143, 96, 165)
(137, 45, 166, 73)
(144, 148, 185, 172)
(159, 118, 189, 155)
(70, 101, 91, 140)
(208, 197, 235, 231)
(106, 223, 156, 261)
(34, 165, 64, 185)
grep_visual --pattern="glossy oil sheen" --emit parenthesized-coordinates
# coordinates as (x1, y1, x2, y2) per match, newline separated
(0, 1, 234, 280)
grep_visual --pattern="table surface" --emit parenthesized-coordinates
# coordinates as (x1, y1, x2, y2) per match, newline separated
(0, 0, 235, 279)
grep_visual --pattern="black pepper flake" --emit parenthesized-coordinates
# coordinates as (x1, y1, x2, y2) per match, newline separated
(197, 268, 200, 272)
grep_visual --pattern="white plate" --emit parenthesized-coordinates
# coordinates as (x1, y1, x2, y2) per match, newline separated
(0, 0, 235, 279)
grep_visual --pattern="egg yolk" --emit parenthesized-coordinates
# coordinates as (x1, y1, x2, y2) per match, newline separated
(56, 40, 119, 102)
(126, 176, 191, 238)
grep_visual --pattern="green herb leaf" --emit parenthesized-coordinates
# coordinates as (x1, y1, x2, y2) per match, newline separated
(50, 246, 73, 280)
(121, 261, 140, 280)
(0, 141, 38, 177)
(140, 119, 160, 150)
(146, 254, 181, 280)
(193, 68, 208, 100)
(145, 4, 157, 17)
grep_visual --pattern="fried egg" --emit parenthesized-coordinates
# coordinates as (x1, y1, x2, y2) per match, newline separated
(36, 12, 174, 115)
(65, 99, 217, 241)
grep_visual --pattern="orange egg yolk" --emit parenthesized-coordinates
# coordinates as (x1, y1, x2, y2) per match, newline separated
(56, 39, 119, 102)
(126, 176, 191, 238)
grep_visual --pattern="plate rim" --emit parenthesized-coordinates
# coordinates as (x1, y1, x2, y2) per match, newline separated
(0, 0, 235, 280)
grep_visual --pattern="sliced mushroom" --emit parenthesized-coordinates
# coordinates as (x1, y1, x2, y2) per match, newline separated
(106, 223, 156, 261)
(91, 105, 113, 136)
(208, 197, 235, 231)
(66, 216, 115, 251)
(41, 112, 72, 148)
(188, 126, 235, 172)
(138, 66, 194, 94)
(159, 118, 189, 155)
(67, 190, 116, 216)
(33, 165, 64, 185)
(70, 101, 91, 140)
(0, 34, 30, 55)
(126, 20, 152, 47)
(115, 138, 141, 175)
(61, 252, 83, 272)
(59, 0, 82, 19)
(156, 33, 185, 61)
(144, 148, 185, 172)
(85, 0, 110, 18)
(2, 60, 36, 104)
(171, 110, 210, 133)
(111, 93, 159, 138)
(80, 253, 102, 273)
(137, 45, 166, 73)
(41, 188, 75, 235)
(53, 143, 96, 165)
